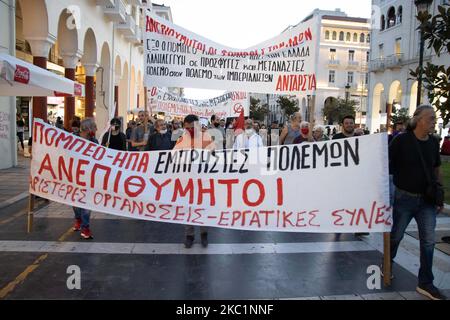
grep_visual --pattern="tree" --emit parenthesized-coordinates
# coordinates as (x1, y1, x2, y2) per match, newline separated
(410, 4, 450, 125)
(249, 97, 268, 121)
(277, 96, 299, 118)
(391, 107, 411, 126)
(322, 97, 357, 124)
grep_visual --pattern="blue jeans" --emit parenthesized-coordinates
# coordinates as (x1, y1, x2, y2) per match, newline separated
(390, 188, 437, 286)
(73, 207, 91, 229)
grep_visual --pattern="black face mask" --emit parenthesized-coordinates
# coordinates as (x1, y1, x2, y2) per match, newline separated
(214, 122, 220, 128)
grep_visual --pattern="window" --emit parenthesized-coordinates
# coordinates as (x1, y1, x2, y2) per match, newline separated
(366, 51, 370, 62)
(348, 50, 355, 61)
(365, 73, 369, 85)
(332, 31, 337, 40)
(353, 33, 358, 42)
(397, 6, 403, 24)
(325, 30, 330, 40)
(360, 33, 365, 43)
(347, 72, 354, 84)
(329, 48, 337, 60)
(366, 34, 370, 43)
(346, 32, 351, 42)
(387, 7, 396, 28)
(329, 70, 335, 83)
(381, 15, 385, 31)
(395, 38, 401, 55)
(339, 31, 344, 41)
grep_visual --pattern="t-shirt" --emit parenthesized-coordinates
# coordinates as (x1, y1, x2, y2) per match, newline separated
(131, 124, 154, 151)
(389, 131, 441, 194)
(332, 132, 354, 140)
(102, 132, 127, 151)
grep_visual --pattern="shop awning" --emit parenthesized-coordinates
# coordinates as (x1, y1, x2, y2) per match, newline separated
(0, 53, 84, 97)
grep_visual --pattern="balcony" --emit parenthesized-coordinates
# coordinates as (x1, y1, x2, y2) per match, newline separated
(369, 59, 385, 72)
(328, 59, 340, 67)
(360, 62, 369, 72)
(96, 0, 114, 6)
(385, 53, 404, 69)
(129, 0, 143, 5)
(117, 15, 136, 37)
(103, 0, 127, 23)
(126, 26, 142, 45)
(347, 60, 359, 69)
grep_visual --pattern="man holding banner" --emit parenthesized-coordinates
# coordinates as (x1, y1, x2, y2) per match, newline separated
(174, 114, 214, 248)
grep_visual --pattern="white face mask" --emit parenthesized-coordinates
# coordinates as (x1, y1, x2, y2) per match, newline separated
(160, 129, 167, 134)
(245, 129, 254, 135)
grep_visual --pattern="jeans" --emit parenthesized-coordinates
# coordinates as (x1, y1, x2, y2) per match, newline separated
(73, 207, 91, 229)
(390, 188, 437, 286)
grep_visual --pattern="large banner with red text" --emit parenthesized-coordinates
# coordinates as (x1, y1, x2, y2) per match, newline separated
(147, 87, 249, 118)
(30, 119, 391, 233)
(144, 10, 318, 95)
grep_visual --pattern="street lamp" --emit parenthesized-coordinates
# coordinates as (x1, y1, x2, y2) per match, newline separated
(415, 0, 433, 107)
(345, 83, 351, 103)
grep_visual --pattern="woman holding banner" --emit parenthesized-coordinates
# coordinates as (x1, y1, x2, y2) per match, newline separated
(72, 118, 98, 240)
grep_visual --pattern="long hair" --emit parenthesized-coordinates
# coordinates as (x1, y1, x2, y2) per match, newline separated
(406, 104, 434, 131)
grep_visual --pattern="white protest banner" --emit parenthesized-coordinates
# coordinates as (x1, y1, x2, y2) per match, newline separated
(30, 119, 391, 233)
(144, 10, 318, 95)
(147, 87, 249, 119)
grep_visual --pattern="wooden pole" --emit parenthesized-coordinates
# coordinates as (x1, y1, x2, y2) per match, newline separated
(27, 194, 35, 233)
(383, 232, 391, 286)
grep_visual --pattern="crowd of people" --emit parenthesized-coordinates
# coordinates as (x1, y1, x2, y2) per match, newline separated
(26, 103, 447, 300)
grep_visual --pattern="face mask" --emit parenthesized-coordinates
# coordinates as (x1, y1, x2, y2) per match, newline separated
(160, 129, 167, 134)
(113, 125, 120, 131)
(89, 130, 96, 138)
(214, 122, 220, 128)
(301, 128, 309, 135)
(186, 127, 195, 138)
(245, 129, 253, 135)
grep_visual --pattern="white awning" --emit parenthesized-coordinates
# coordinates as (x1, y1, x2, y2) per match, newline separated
(0, 53, 84, 97)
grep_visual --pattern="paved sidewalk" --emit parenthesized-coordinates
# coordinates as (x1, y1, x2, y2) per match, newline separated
(0, 152, 30, 209)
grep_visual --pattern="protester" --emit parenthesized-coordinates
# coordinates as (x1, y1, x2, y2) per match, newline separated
(101, 118, 127, 151)
(145, 119, 174, 151)
(72, 118, 98, 240)
(332, 115, 356, 139)
(209, 114, 225, 150)
(71, 118, 81, 135)
(269, 120, 280, 146)
(332, 115, 368, 237)
(388, 105, 446, 300)
(131, 110, 153, 151)
(280, 112, 302, 145)
(233, 118, 264, 149)
(16, 114, 25, 151)
(171, 120, 184, 143)
(388, 121, 406, 144)
(55, 116, 63, 129)
(126, 120, 137, 151)
(312, 125, 329, 142)
(293, 121, 313, 144)
(174, 114, 214, 248)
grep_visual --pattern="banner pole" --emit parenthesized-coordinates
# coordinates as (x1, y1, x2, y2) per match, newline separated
(383, 232, 391, 286)
(27, 193, 34, 233)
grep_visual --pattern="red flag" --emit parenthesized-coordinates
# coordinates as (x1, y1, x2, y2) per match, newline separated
(234, 108, 245, 133)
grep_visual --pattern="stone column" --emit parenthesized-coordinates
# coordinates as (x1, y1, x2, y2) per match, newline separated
(27, 38, 55, 123)
(84, 64, 98, 118)
(61, 53, 81, 130)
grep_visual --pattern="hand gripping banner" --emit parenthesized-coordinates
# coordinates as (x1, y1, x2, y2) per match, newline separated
(30, 119, 392, 233)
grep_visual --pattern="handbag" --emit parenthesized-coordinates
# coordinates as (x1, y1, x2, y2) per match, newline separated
(411, 132, 444, 206)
